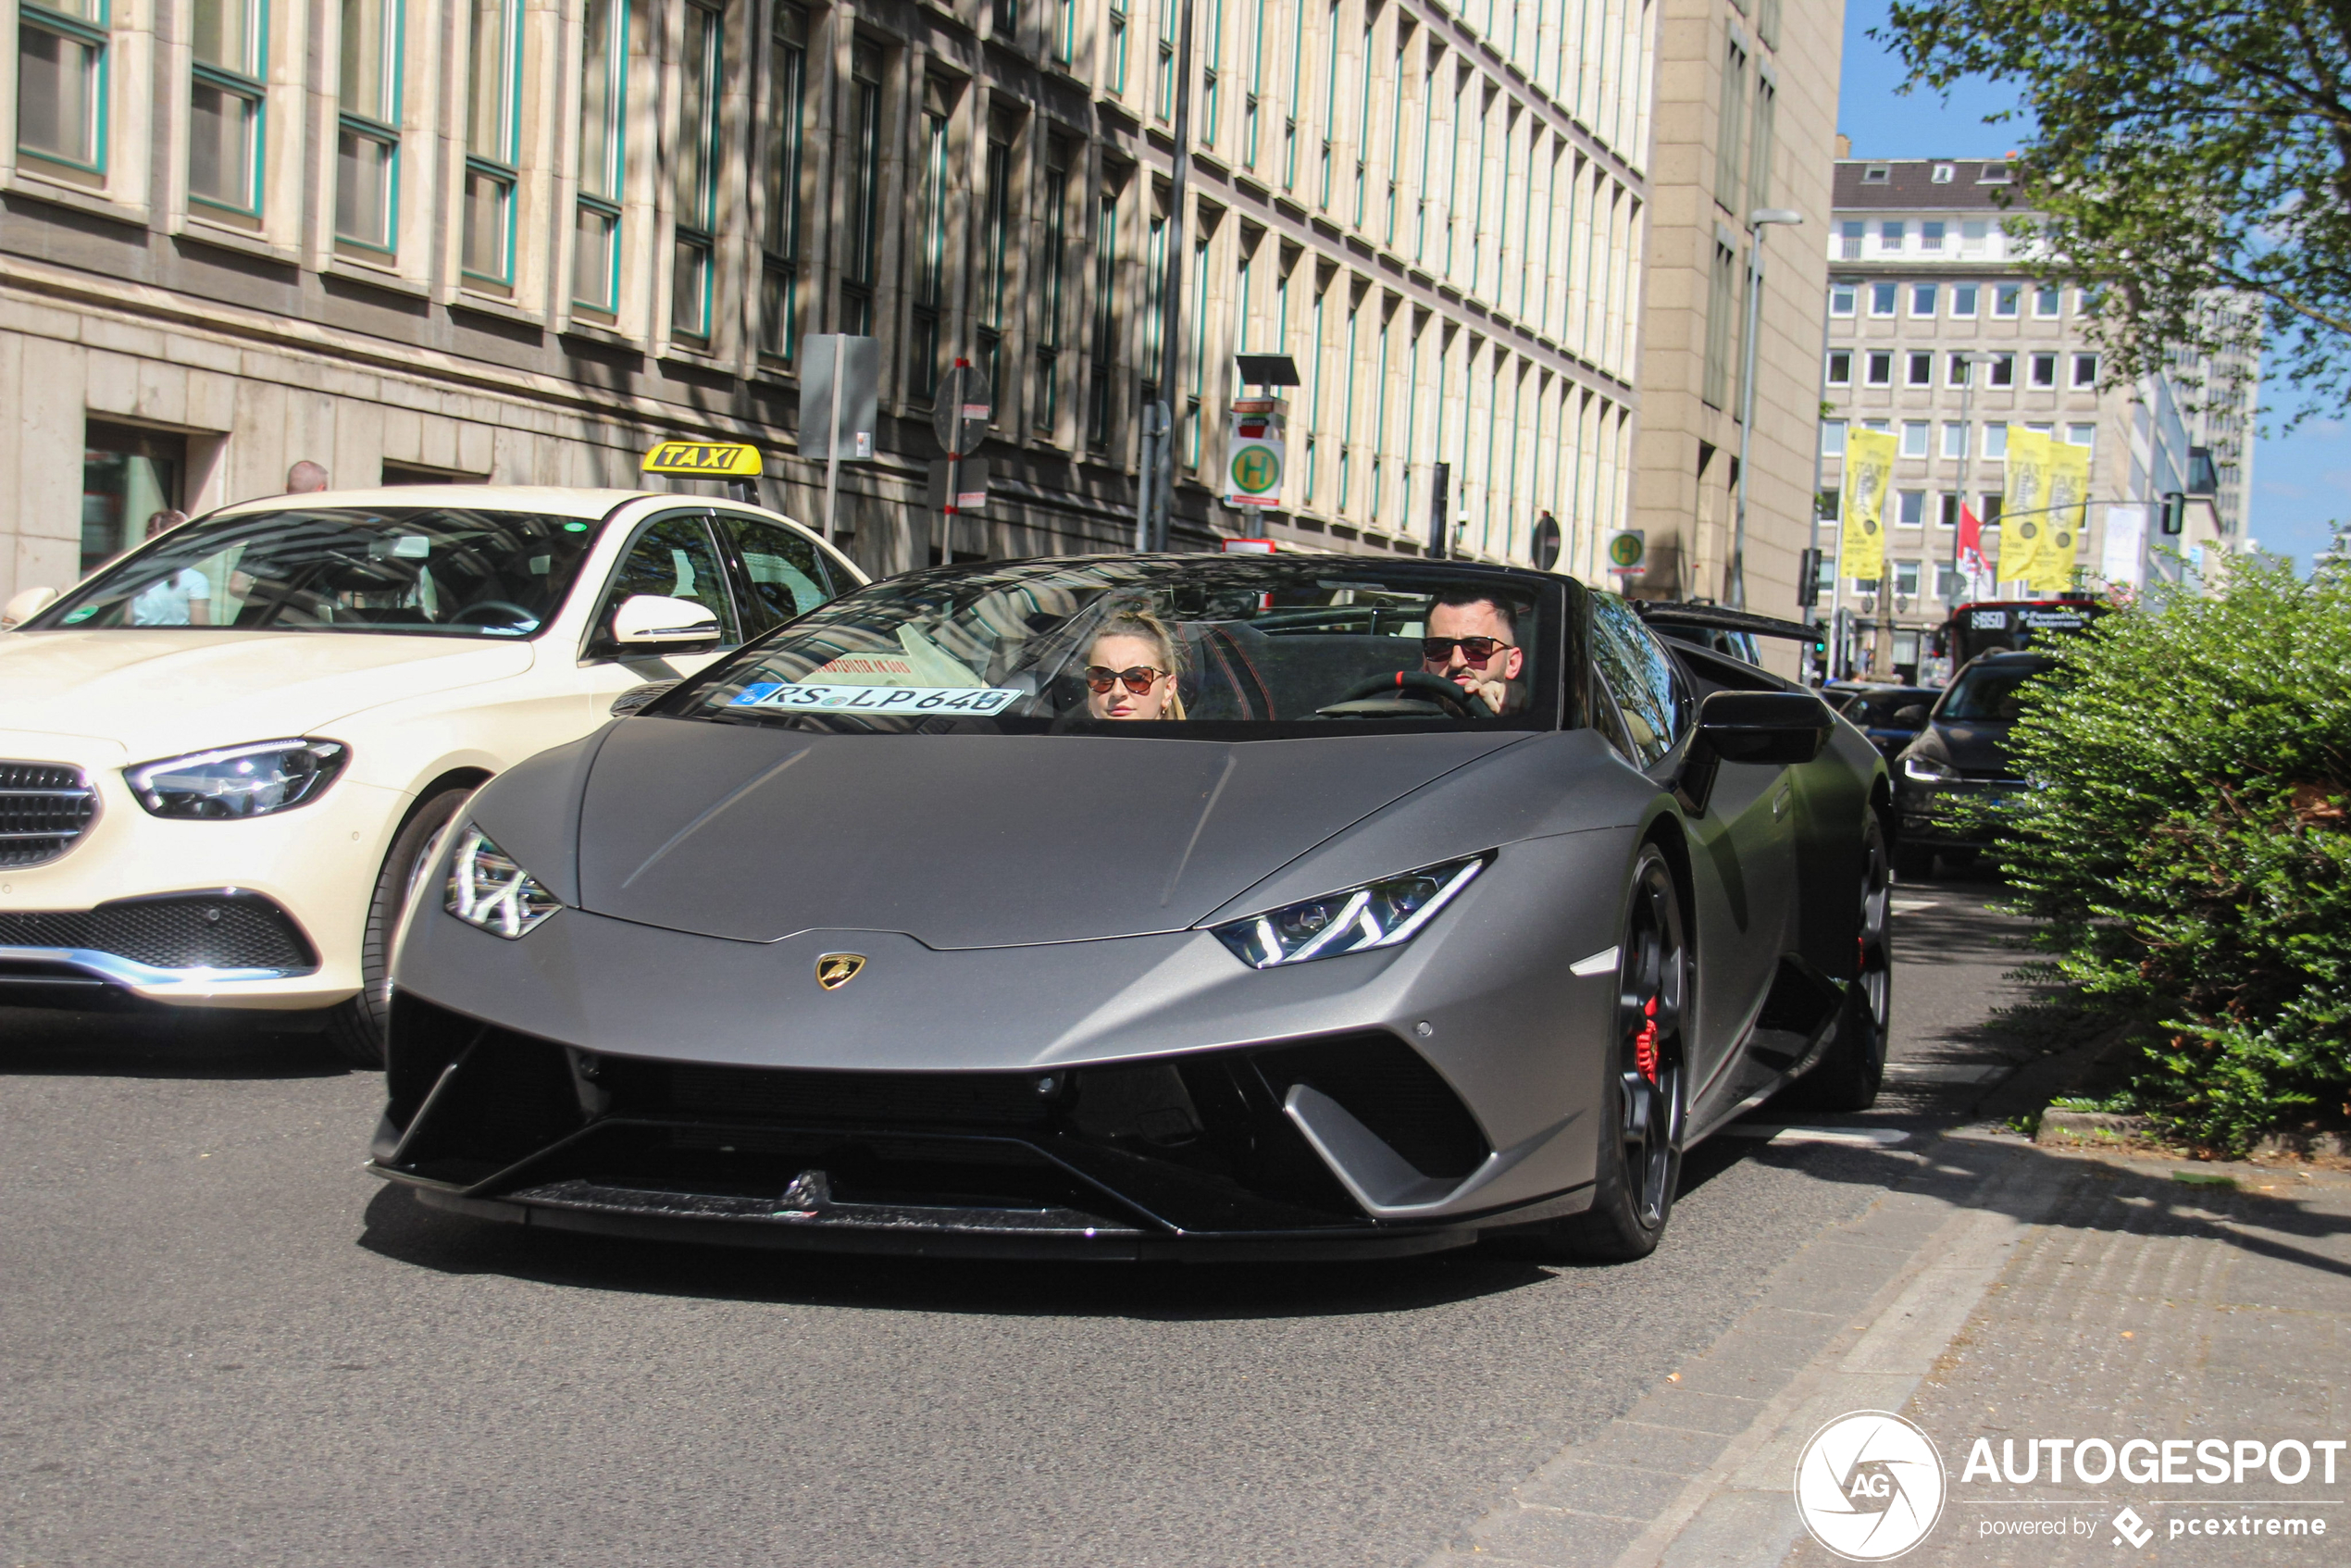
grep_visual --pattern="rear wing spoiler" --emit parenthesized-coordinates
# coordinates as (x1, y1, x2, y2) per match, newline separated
(1634, 603, 1816, 642)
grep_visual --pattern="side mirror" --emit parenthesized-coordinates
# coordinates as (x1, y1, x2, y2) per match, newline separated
(1676, 691, 1835, 815)
(609, 593, 721, 649)
(1891, 704, 1930, 728)
(2, 586, 59, 629)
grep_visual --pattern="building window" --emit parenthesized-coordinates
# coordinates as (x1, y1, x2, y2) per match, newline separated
(1285, 0, 1304, 189)
(1910, 281, 1936, 316)
(1034, 145, 1070, 429)
(758, 4, 807, 356)
(1825, 349, 1851, 385)
(1984, 422, 2008, 458)
(1054, 0, 1076, 63)
(461, 0, 523, 285)
(1906, 351, 1933, 387)
(82, 422, 183, 575)
(1946, 352, 1973, 385)
(1941, 421, 1966, 459)
(1701, 240, 1735, 408)
(570, 0, 627, 310)
(1894, 558, 1921, 595)
(1920, 220, 1945, 252)
(1186, 234, 1208, 465)
(1245, 0, 1269, 166)
(908, 80, 952, 398)
(1989, 353, 2014, 387)
(1897, 492, 1924, 528)
(2034, 283, 2061, 317)
(1820, 419, 1846, 456)
(1747, 77, 1776, 218)
(1109, 0, 1128, 94)
(1864, 350, 1891, 386)
(1960, 218, 1986, 255)
(190, 0, 267, 214)
(18, 0, 108, 171)
(1838, 219, 1863, 260)
(1157, 0, 1177, 119)
(1938, 492, 1960, 529)
(995, 0, 1017, 39)
(1860, 163, 1888, 184)
(666, 0, 722, 334)
(1829, 282, 1856, 316)
(2072, 352, 2098, 387)
(975, 113, 1017, 404)
(840, 42, 883, 335)
(1714, 40, 1748, 214)
(1993, 281, 2020, 317)
(1317, 0, 1340, 207)
(2066, 422, 2096, 451)
(1870, 280, 1897, 316)
(1383, 28, 1405, 243)
(336, 0, 402, 252)
(1088, 190, 1118, 449)
(1900, 421, 1928, 458)
(1930, 162, 1953, 184)
(1878, 219, 1904, 252)
(1200, 0, 1224, 147)
(1949, 281, 1977, 317)
(1978, 162, 2011, 183)
(2030, 352, 2057, 388)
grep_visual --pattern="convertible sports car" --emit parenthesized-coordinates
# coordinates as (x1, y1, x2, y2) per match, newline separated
(372, 556, 1892, 1262)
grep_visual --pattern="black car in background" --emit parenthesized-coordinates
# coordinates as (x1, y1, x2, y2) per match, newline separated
(1826, 683, 1938, 761)
(1892, 652, 2055, 878)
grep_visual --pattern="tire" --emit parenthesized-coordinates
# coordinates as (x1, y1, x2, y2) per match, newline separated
(322, 784, 473, 1069)
(1893, 840, 1935, 882)
(1492, 843, 1690, 1263)
(1779, 814, 1893, 1113)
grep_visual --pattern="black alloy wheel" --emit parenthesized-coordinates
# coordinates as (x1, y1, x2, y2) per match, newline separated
(322, 784, 473, 1069)
(1781, 812, 1893, 1113)
(1495, 843, 1689, 1263)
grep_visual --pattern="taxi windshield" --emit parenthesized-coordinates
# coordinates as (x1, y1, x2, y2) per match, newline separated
(1938, 660, 2053, 722)
(31, 506, 604, 639)
(670, 557, 1557, 737)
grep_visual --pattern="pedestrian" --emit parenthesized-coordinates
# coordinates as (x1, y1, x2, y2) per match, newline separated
(286, 460, 330, 493)
(128, 509, 211, 626)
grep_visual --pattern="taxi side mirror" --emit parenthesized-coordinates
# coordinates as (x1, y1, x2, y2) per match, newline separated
(610, 593, 721, 649)
(3, 585, 59, 629)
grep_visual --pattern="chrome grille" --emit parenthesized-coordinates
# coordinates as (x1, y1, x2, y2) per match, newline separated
(0, 761, 96, 868)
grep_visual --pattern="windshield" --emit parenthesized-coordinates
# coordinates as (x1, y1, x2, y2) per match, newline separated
(1841, 691, 1931, 727)
(1937, 662, 2052, 723)
(665, 557, 1559, 738)
(33, 506, 606, 639)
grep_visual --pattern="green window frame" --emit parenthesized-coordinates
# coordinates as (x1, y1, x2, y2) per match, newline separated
(1156, 0, 1176, 119)
(190, 0, 267, 215)
(976, 119, 1015, 404)
(1054, 0, 1076, 64)
(17, 0, 109, 174)
(1316, 0, 1338, 208)
(336, 0, 403, 252)
(1141, 210, 1167, 407)
(840, 41, 883, 335)
(572, 0, 628, 311)
(1244, 0, 1268, 167)
(758, 2, 807, 355)
(1087, 190, 1118, 450)
(668, 0, 722, 336)
(1200, 0, 1223, 146)
(1035, 147, 1070, 429)
(1337, 292, 1357, 510)
(907, 81, 951, 400)
(1108, 0, 1128, 94)
(460, 0, 523, 286)
(1369, 309, 1387, 521)
(1282, 0, 1302, 189)
(1185, 233, 1207, 466)
(1383, 25, 1404, 243)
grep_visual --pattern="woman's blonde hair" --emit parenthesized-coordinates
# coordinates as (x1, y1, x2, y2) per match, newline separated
(1086, 604, 1187, 720)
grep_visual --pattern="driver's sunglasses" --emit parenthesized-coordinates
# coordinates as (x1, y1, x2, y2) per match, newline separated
(1420, 636, 1513, 666)
(1082, 665, 1169, 695)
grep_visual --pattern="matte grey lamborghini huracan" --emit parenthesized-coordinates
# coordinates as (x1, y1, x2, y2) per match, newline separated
(371, 555, 1893, 1262)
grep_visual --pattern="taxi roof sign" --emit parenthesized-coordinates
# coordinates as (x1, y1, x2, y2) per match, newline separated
(641, 440, 764, 479)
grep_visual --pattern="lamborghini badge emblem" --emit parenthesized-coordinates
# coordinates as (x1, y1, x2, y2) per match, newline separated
(815, 952, 867, 990)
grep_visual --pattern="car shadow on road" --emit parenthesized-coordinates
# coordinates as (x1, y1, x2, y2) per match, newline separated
(354, 1183, 1572, 1321)
(0, 1006, 348, 1079)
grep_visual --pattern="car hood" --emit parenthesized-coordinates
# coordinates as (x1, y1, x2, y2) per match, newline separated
(1925, 716, 2014, 775)
(0, 629, 534, 753)
(571, 720, 1529, 947)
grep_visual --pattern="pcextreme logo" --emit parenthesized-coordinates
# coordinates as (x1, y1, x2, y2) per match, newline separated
(1795, 1411, 1948, 1561)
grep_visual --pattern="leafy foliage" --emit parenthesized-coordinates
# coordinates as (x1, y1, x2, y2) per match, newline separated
(1880, 0, 2343, 416)
(1996, 556, 2351, 1150)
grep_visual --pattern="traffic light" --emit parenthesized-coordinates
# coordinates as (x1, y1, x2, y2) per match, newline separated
(1796, 547, 1822, 608)
(2160, 492, 2186, 535)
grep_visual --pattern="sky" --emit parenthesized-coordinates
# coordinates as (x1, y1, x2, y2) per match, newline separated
(1835, 0, 2344, 571)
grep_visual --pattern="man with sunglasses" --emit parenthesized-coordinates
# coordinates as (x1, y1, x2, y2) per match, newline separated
(1422, 593, 1524, 715)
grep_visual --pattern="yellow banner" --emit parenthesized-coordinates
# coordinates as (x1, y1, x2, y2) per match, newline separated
(1999, 428, 2053, 584)
(1840, 428, 1897, 582)
(641, 440, 764, 478)
(2034, 439, 2090, 592)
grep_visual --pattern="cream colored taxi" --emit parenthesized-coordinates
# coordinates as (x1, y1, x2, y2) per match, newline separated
(0, 482, 863, 1064)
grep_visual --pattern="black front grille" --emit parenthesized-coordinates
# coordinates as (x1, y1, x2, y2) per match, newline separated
(657, 1062, 1051, 1129)
(0, 894, 316, 972)
(0, 760, 96, 868)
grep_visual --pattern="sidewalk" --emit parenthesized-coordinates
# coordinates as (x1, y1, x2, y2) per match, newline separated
(1424, 1134, 2351, 1568)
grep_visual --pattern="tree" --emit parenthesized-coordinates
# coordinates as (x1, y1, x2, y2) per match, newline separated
(1882, 0, 2349, 417)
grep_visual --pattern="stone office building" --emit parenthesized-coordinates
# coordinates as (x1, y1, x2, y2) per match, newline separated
(3, 0, 1661, 603)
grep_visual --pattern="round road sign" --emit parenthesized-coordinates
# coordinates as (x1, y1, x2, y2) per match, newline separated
(933, 362, 992, 458)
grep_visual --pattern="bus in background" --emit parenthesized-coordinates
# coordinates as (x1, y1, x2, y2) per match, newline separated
(1932, 597, 2111, 670)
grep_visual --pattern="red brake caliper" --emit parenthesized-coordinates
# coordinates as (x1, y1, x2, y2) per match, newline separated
(1635, 996, 1661, 1084)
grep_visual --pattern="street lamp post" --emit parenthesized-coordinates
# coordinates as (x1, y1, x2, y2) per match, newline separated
(1729, 207, 1806, 609)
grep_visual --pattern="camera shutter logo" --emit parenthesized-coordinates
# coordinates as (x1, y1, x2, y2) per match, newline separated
(1793, 1411, 1947, 1561)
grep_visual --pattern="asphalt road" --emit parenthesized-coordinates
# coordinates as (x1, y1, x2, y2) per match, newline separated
(3, 873, 2039, 1568)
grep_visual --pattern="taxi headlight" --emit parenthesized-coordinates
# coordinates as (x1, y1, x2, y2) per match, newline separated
(444, 824, 562, 939)
(1902, 753, 1959, 783)
(1212, 854, 1488, 969)
(126, 739, 348, 819)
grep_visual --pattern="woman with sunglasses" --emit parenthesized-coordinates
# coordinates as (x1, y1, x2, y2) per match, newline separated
(1080, 609, 1188, 721)
(1422, 594, 1525, 715)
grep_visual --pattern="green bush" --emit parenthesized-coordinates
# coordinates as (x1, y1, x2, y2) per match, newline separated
(1996, 554, 2351, 1152)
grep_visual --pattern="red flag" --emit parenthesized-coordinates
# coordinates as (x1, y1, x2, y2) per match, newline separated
(1958, 504, 1987, 579)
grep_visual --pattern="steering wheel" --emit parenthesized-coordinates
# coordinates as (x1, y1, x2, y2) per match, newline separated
(1322, 669, 1482, 718)
(452, 600, 541, 628)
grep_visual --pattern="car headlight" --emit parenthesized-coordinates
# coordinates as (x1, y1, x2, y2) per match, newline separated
(125, 739, 348, 819)
(1212, 854, 1487, 969)
(1902, 753, 1959, 783)
(444, 824, 563, 939)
